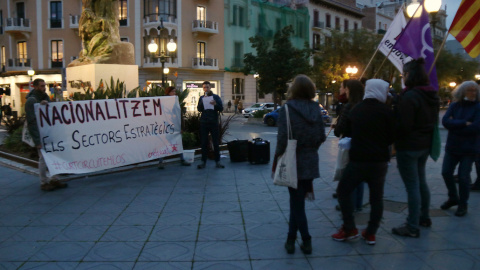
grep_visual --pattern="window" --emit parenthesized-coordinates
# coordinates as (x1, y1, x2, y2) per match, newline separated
(335, 17, 340, 30)
(51, 40, 63, 68)
(276, 18, 281, 33)
(17, 41, 27, 63)
(143, 0, 177, 22)
(232, 5, 245, 27)
(326, 14, 331, 28)
(238, 6, 244, 27)
(313, 34, 320, 50)
(378, 21, 381, 30)
(344, 19, 349, 32)
(313, 10, 319, 27)
(258, 13, 266, 35)
(121, 37, 129, 42)
(16, 2, 25, 19)
(119, 0, 128, 26)
(297, 21, 304, 38)
(50, 1, 62, 28)
(1, 46, 5, 70)
(232, 78, 244, 100)
(354, 22, 358, 31)
(233, 42, 243, 67)
(0, 10, 3, 34)
(197, 6, 206, 21)
(197, 41, 205, 64)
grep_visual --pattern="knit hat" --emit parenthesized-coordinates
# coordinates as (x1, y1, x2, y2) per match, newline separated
(364, 79, 390, 103)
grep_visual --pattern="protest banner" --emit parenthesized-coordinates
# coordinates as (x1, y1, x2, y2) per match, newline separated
(35, 96, 182, 175)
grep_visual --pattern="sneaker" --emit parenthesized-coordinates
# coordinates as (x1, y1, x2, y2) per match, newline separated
(361, 230, 376, 245)
(455, 205, 468, 217)
(440, 199, 458, 210)
(215, 162, 225, 168)
(50, 181, 68, 189)
(284, 238, 295, 254)
(197, 163, 206, 169)
(392, 224, 420, 238)
(419, 218, 432, 228)
(300, 239, 312, 254)
(331, 226, 359, 241)
(40, 183, 56, 191)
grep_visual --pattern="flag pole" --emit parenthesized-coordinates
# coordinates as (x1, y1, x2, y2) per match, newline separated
(359, 46, 380, 79)
(428, 33, 449, 76)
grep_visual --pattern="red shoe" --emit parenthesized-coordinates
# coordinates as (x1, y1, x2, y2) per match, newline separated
(361, 230, 376, 245)
(331, 226, 359, 241)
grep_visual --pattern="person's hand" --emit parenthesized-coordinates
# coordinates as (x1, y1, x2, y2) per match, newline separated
(210, 100, 216, 105)
(40, 100, 48, 105)
(466, 121, 472, 126)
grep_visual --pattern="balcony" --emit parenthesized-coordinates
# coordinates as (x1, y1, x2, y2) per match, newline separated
(143, 56, 178, 68)
(7, 58, 32, 71)
(256, 28, 273, 38)
(192, 20, 218, 35)
(5, 18, 31, 38)
(377, 29, 386, 35)
(143, 15, 176, 29)
(192, 58, 218, 70)
(70, 15, 80, 29)
(313, 21, 325, 29)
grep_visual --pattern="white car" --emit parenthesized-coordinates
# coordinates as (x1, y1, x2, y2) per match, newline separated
(242, 103, 276, 118)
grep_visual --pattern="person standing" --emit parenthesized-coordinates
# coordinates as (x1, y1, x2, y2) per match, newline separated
(25, 79, 68, 191)
(273, 75, 326, 255)
(158, 87, 191, 169)
(331, 79, 395, 245)
(197, 81, 224, 169)
(392, 58, 440, 237)
(227, 100, 232, 113)
(440, 81, 480, 216)
(234, 97, 239, 114)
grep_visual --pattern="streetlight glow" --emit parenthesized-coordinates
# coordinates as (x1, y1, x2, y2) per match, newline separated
(163, 67, 170, 74)
(27, 69, 35, 77)
(449, 82, 457, 88)
(475, 74, 480, 80)
(148, 40, 158, 54)
(407, 0, 441, 17)
(167, 39, 177, 52)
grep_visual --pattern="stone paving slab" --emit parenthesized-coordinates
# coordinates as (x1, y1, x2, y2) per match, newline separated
(1, 133, 479, 269)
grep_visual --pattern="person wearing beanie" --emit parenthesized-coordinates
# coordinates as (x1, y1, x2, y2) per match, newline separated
(332, 79, 395, 245)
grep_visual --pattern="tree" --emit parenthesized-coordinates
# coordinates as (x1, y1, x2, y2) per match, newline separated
(243, 26, 312, 107)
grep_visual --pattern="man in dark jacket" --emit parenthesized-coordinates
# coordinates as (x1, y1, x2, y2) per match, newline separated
(332, 79, 395, 245)
(25, 78, 68, 191)
(197, 81, 224, 169)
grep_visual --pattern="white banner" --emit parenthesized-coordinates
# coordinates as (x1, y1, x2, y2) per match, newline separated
(35, 96, 182, 175)
(378, 6, 412, 73)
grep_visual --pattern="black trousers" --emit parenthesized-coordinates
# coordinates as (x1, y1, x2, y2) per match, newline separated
(337, 161, 388, 235)
(200, 122, 220, 162)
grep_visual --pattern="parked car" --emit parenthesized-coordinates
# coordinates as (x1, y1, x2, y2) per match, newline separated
(263, 104, 332, 126)
(242, 102, 276, 118)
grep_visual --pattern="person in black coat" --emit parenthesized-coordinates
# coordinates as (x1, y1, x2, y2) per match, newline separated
(332, 79, 395, 245)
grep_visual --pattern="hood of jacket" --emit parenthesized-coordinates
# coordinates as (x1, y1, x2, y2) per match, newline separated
(364, 79, 390, 103)
(285, 99, 321, 124)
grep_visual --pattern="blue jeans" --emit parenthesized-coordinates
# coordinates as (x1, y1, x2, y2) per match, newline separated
(396, 149, 430, 230)
(442, 151, 475, 206)
(288, 180, 312, 240)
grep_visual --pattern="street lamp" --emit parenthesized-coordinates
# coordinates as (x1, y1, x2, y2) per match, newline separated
(27, 69, 35, 90)
(253, 73, 259, 103)
(406, 0, 442, 40)
(345, 66, 358, 78)
(147, 20, 177, 88)
(449, 82, 456, 88)
(475, 74, 480, 81)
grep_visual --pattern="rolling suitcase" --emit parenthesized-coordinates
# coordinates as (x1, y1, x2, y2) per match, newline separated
(248, 138, 270, 164)
(227, 140, 248, 162)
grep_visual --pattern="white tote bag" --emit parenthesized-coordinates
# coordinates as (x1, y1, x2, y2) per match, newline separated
(22, 120, 35, 147)
(273, 104, 297, 189)
(333, 137, 351, 181)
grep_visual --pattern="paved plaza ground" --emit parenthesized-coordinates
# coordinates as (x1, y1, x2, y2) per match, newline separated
(0, 118, 479, 269)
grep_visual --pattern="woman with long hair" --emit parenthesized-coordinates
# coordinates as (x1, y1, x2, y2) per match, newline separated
(440, 81, 480, 217)
(273, 75, 326, 254)
(392, 58, 440, 237)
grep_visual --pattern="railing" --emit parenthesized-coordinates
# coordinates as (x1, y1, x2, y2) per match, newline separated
(50, 18, 62, 28)
(192, 58, 218, 69)
(70, 15, 80, 28)
(143, 15, 176, 27)
(6, 18, 30, 27)
(8, 58, 32, 68)
(52, 60, 63, 68)
(192, 20, 218, 31)
(313, 21, 325, 29)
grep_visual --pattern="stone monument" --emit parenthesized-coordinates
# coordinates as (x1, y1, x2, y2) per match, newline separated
(67, 0, 138, 93)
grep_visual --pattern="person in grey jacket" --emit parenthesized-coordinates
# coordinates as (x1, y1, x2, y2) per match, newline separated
(273, 75, 326, 255)
(25, 78, 67, 191)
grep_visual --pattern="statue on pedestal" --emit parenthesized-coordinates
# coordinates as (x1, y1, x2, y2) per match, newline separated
(69, 0, 135, 67)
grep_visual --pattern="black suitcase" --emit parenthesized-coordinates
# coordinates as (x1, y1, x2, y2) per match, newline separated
(248, 138, 270, 164)
(227, 140, 248, 162)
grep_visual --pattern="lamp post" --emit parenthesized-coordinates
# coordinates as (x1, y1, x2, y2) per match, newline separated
(345, 66, 358, 79)
(253, 73, 259, 103)
(27, 69, 35, 91)
(147, 20, 177, 88)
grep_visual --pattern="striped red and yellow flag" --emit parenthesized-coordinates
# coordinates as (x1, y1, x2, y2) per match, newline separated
(448, 0, 480, 58)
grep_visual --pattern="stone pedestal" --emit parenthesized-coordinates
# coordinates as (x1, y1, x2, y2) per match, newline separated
(66, 64, 139, 94)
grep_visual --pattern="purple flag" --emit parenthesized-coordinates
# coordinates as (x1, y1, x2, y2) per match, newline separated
(393, 2, 438, 90)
